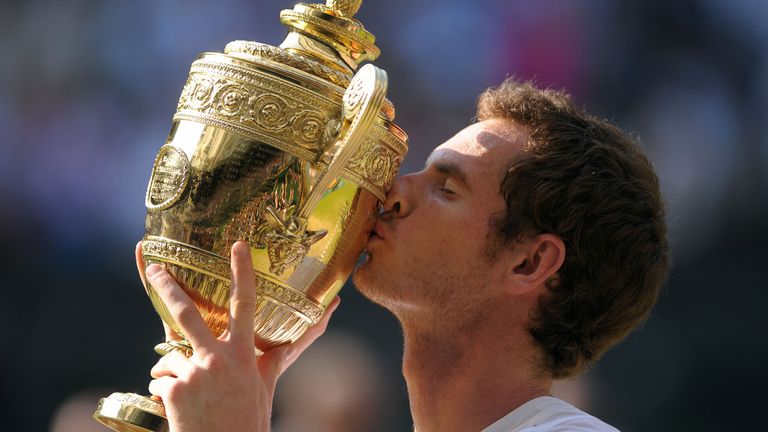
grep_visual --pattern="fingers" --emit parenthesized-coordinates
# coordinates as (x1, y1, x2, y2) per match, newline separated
(137, 242, 184, 342)
(257, 344, 292, 392)
(148, 376, 175, 399)
(151, 350, 194, 379)
(146, 264, 215, 351)
(228, 241, 259, 344)
(135, 241, 147, 289)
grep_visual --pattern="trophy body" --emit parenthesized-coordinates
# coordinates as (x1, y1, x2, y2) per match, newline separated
(94, 2, 407, 431)
(142, 52, 405, 348)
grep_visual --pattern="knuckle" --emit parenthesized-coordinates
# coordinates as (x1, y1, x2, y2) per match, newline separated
(198, 349, 250, 376)
(164, 382, 183, 402)
(183, 366, 210, 392)
(231, 297, 256, 311)
(155, 277, 182, 298)
(200, 352, 218, 370)
(171, 303, 196, 323)
(152, 271, 174, 288)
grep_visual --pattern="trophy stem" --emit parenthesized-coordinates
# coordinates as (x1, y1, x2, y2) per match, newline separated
(93, 392, 168, 432)
(93, 343, 181, 432)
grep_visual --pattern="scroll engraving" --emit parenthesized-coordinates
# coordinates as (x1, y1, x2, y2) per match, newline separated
(176, 61, 337, 158)
(346, 135, 402, 195)
(142, 237, 231, 278)
(174, 60, 406, 199)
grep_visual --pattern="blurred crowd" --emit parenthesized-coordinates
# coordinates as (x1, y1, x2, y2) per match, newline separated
(0, 0, 766, 430)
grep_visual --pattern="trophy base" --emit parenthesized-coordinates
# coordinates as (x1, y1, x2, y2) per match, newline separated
(93, 392, 169, 432)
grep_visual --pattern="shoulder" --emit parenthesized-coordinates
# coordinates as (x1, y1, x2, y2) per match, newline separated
(482, 397, 620, 432)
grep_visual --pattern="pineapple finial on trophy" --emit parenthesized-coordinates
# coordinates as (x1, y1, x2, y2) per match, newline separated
(279, 0, 379, 73)
(325, 0, 362, 18)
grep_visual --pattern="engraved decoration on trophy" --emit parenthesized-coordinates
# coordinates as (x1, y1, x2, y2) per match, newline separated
(93, 1, 408, 431)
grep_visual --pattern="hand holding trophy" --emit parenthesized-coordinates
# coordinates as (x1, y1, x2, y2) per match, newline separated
(142, 241, 340, 432)
(93, 1, 407, 430)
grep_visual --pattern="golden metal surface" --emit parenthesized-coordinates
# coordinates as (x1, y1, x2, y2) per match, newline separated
(225, 40, 353, 87)
(222, 40, 396, 121)
(326, 0, 362, 18)
(153, 340, 193, 357)
(279, 0, 379, 71)
(93, 1, 407, 431)
(94, 393, 168, 432)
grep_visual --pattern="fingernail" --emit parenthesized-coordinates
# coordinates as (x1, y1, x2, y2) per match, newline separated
(283, 345, 296, 362)
(330, 296, 341, 312)
(233, 241, 250, 257)
(146, 264, 162, 279)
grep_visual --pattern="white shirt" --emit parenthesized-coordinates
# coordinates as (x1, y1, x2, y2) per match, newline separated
(481, 396, 620, 432)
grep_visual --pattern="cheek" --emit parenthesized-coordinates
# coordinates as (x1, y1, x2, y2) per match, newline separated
(409, 221, 486, 265)
(398, 198, 494, 264)
(414, 203, 488, 246)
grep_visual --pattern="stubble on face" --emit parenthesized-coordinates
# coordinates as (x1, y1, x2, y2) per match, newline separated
(353, 244, 495, 332)
(353, 119, 526, 331)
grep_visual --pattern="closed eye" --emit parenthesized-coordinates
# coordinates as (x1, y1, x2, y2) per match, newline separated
(438, 178, 460, 195)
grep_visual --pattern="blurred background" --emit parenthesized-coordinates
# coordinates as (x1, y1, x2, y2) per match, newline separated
(1, 0, 766, 430)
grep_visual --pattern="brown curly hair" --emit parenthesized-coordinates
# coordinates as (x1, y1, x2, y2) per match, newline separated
(477, 79, 670, 379)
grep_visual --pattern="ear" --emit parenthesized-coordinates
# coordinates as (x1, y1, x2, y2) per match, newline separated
(507, 234, 565, 294)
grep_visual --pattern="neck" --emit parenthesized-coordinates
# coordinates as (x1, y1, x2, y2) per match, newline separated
(397, 305, 552, 432)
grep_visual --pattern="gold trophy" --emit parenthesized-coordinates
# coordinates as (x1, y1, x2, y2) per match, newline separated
(93, 1, 407, 430)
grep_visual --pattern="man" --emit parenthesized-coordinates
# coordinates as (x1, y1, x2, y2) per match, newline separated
(144, 79, 669, 431)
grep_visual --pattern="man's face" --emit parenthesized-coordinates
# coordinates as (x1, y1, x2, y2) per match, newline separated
(353, 119, 526, 320)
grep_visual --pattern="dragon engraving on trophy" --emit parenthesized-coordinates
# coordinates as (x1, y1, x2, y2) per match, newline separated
(220, 162, 327, 275)
(260, 164, 327, 275)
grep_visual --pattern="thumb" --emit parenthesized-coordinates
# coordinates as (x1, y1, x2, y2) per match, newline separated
(257, 344, 294, 391)
(256, 296, 340, 388)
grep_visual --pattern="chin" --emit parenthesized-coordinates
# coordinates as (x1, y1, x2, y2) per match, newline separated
(352, 255, 394, 307)
(352, 258, 376, 295)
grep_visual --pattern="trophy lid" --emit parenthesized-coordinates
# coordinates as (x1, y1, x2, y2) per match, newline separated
(223, 0, 394, 119)
(279, 0, 380, 72)
(224, 0, 378, 78)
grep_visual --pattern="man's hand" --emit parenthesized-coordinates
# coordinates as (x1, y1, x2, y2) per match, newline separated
(135, 241, 339, 432)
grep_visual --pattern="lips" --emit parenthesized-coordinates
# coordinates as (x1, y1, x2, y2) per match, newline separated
(369, 230, 383, 242)
(367, 228, 382, 243)
(369, 221, 389, 242)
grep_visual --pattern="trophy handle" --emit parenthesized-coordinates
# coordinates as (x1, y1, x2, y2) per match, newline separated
(255, 64, 387, 276)
(298, 63, 388, 220)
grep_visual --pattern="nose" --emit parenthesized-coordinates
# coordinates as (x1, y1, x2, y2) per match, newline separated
(381, 174, 413, 219)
